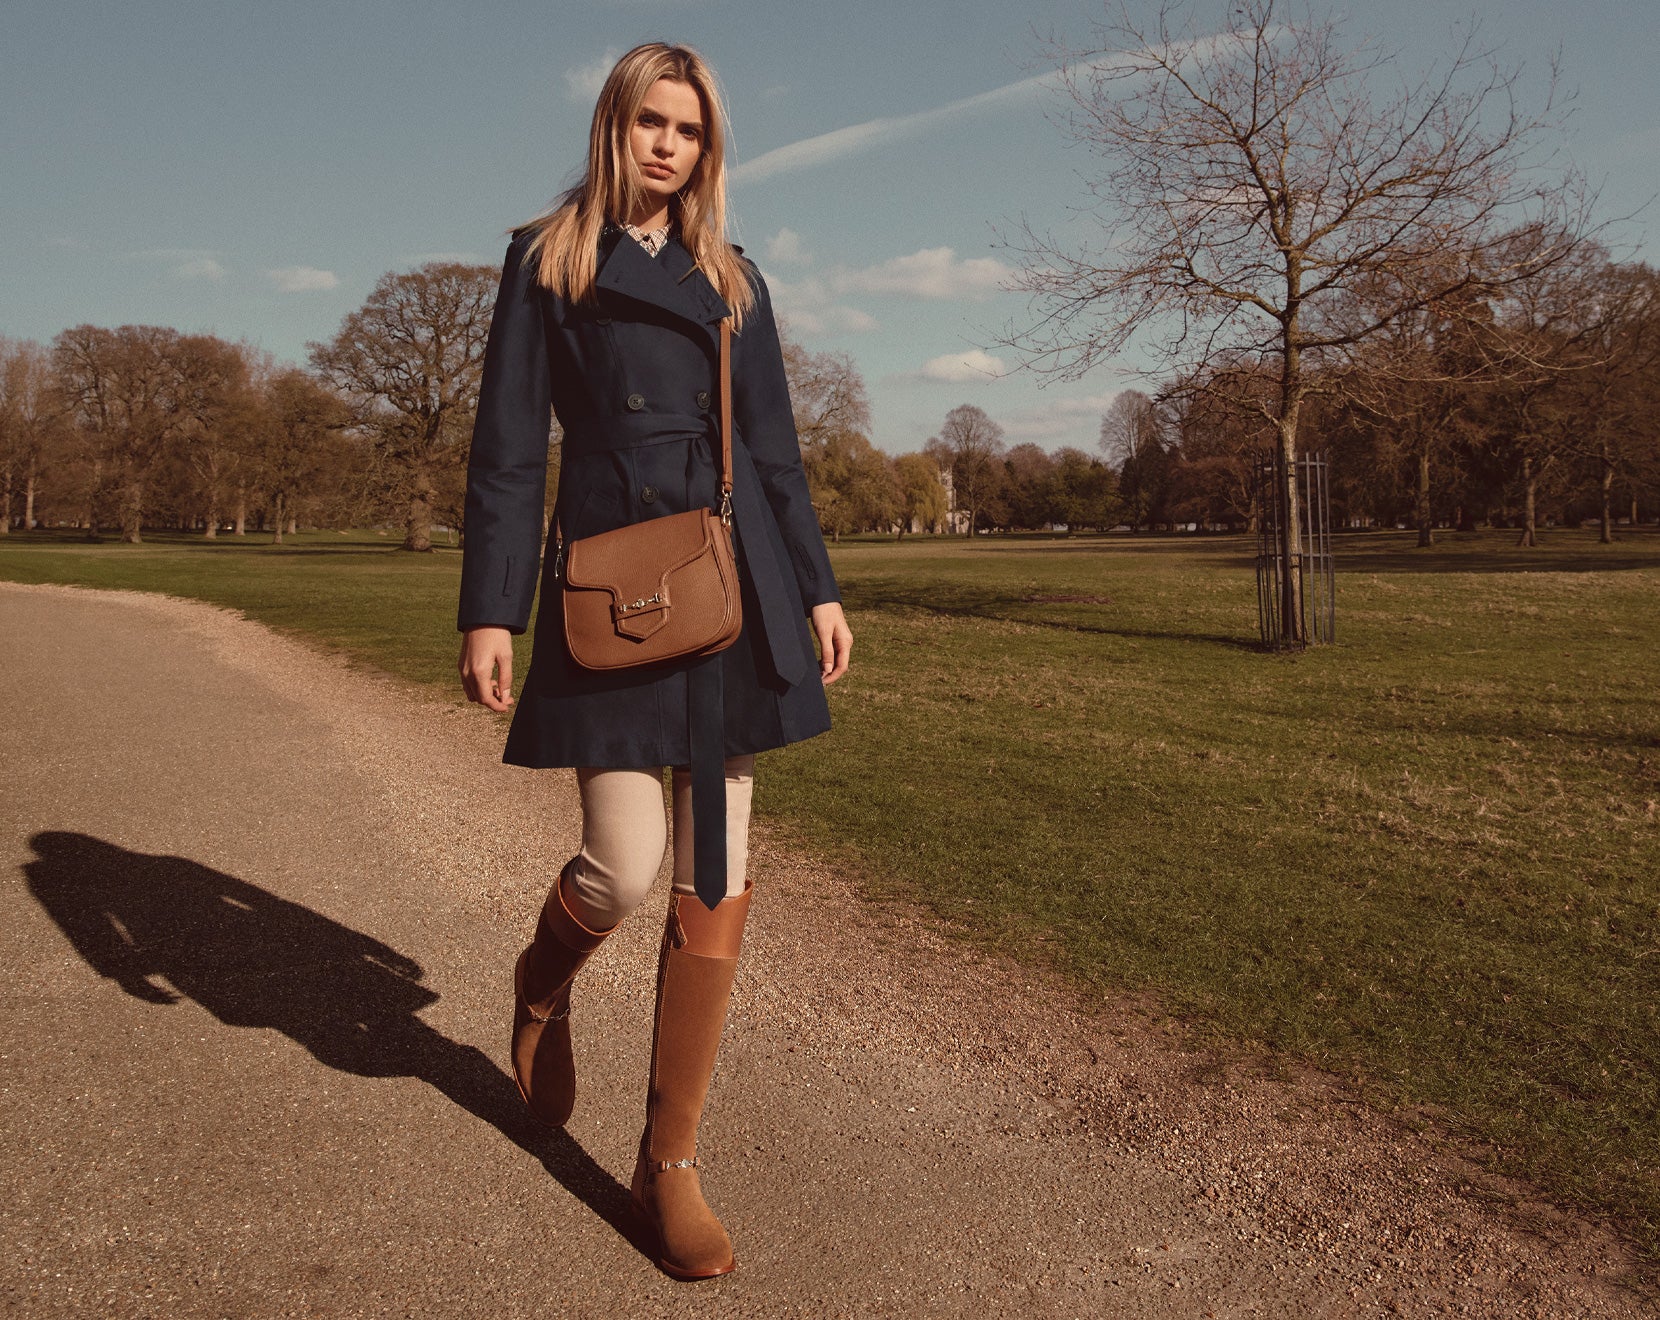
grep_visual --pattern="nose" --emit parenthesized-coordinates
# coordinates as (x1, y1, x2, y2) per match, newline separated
(652, 127, 674, 158)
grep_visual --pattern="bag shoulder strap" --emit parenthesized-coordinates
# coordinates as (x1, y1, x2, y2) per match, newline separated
(718, 317, 733, 520)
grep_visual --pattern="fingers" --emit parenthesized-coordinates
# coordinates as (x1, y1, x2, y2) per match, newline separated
(458, 630, 515, 712)
(497, 651, 514, 708)
(809, 603, 853, 686)
(823, 620, 852, 684)
(816, 611, 852, 685)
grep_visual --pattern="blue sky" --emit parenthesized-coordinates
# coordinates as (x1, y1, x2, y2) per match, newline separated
(3, 0, 1654, 456)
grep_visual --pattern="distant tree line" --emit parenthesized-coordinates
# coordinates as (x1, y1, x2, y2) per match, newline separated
(777, 244, 1659, 544)
(1102, 251, 1660, 544)
(0, 326, 358, 542)
(8, 246, 1650, 549)
(780, 336, 1121, 539)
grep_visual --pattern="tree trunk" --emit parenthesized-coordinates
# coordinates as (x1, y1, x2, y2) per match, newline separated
(287, 515, 297, 536)
(204, 493, 219, 539)
(1415, 444, 1434, 548)
(1599, 454, 1614, 544)
(1276, 414, 1305, 645)
(24, 457, 37, 529)
(1516, 456, 1537, 548)
(272, 490, 286, 545)
(0, 461, 11, 535)
(234, 484, 247, 536)
(121, 478, 144, 544)
(403, 477, 434, 552)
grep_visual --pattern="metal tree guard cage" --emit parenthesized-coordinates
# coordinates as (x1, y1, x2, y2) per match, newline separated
(1255, 451, 1335, 648)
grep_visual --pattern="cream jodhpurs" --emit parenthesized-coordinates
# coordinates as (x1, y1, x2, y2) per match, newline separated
(563, 755, 756, 930)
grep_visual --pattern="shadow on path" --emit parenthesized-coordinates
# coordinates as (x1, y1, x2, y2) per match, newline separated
(22, 831, 647, 1254)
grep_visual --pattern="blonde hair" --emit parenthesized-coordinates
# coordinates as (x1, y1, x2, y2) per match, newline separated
(518, 42, 754, 327)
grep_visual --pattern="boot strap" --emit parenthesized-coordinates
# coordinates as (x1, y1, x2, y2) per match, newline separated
(517, 949, 574, 1024)
(652, 1156, 700, 1172)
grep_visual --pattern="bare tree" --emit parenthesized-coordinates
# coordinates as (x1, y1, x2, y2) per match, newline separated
(1003, 0, 1588, 641)
(0, 338, 63, 533)
(779, 333, 872, 453)
(51, 325, 203, 542)
(256, 368, 352, 545)
(1099, 390, 1173, 531)
(1165, 362, 1278, 528)
(309, 261, 497, 551)
(928, 404, 1007, 535)
(1474, 243, 1629, 546)
(1557, 261, 1660, 543)
(172, 336, 260, 538)
(1331, 281, 1492, 546)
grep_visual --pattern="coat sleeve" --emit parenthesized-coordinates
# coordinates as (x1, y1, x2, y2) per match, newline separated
(732, 264, 841, 611)
(457, 231, 552, 634)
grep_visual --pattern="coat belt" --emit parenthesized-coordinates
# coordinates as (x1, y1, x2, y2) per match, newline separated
(561, 413, 708, 453)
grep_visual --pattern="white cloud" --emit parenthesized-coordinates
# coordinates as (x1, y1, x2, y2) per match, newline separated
(729, 32, 1246, 185)
(565, 49, 620, 103)
(769, 274, 879, 335)
(731, 67, 1063, 183)
(170, 256, 225, 281)
(762, 245, 1017, 343)
(1000, 392, 1124, 443)
(764, 227, 811, 265)
(123, 246, 225, 280)
(268, 266, 339, 293)
(915, 349, 1009, 383)
(837, 247, 1012, 300)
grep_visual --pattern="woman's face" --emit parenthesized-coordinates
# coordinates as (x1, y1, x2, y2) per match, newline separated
(628, 77, 704, 218)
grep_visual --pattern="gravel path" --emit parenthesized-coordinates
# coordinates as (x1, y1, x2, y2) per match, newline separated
(0, 581, 1650, 1319)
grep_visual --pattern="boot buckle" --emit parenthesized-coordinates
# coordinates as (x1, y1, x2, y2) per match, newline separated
(654, 1156, 700, 1172)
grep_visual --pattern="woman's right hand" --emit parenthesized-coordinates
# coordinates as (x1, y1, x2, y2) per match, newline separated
(458, 626, 516, 711)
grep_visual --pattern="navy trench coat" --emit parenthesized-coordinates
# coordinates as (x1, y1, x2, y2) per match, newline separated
(457, 225, 839, 780)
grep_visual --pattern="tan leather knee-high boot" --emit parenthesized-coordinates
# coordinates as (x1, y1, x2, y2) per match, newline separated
(511, 861, 615, 1127)
(631, 883, 752, 1280)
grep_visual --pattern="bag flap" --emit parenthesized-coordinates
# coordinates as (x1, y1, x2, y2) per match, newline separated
(563, 510, 715, 597)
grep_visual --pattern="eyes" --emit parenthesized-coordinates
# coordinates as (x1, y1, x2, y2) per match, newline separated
(637, 110, 703, 145)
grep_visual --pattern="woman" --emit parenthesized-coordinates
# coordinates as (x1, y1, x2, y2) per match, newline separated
(455, 42, 852, 1281)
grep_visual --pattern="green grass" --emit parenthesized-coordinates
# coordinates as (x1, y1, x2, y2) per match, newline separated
(4, 524, 1658, 1255)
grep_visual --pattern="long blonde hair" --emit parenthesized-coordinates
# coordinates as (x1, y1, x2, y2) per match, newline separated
(519, 43, 754, 327)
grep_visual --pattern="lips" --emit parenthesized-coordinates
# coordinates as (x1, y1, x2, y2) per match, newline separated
(642, 163, 674, 180)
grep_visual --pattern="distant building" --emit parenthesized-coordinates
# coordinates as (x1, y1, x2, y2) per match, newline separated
(939, 464, 970, 535)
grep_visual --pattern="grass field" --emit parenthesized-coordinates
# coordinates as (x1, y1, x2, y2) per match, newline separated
(3, 524, 1657, 1255)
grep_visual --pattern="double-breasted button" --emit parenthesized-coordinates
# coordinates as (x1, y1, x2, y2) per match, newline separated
(625, 392, 645, 411)
(695, 390, 711, 409)
(640, 485, 659, 504)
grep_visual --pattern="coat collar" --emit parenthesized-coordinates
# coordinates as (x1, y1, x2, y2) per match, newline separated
(594, 226, 731, 343)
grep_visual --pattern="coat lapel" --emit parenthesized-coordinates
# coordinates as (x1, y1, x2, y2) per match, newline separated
(594, 229, 731, 346)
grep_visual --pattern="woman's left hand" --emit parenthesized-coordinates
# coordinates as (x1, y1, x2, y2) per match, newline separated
(810, 602, 852, 685)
